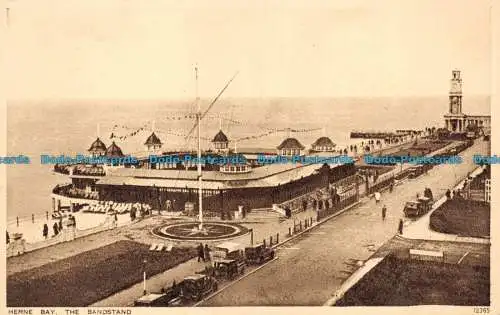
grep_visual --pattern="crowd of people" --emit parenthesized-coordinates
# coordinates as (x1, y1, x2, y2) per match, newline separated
(40, 214, 77, 240)
(82, 201, 151, 214)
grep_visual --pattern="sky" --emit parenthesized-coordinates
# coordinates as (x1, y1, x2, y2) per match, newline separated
(4, 0, 493, 99)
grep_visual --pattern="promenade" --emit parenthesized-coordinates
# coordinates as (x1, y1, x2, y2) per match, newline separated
(201, 138, 488, 306)
(8, 134, 470, 307)
(6, 133, 417, 255)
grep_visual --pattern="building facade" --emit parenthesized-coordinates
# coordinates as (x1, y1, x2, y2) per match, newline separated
(444, 70, 490, 134)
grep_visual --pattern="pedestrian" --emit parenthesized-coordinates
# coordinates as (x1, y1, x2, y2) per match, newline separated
(302, 199, 308, 212)
(416, 193, 420, 199)
(43, 223, 49, 239)
(114, 211, 118, 228)
(374, 191, 381, 203)
(398, 219, 404, 235)
(446, 189, 451, 200)
(6, 231, 10, 244)
(382, 205, 387, 220)
(204, 244, 211, 262)
(197, 243, 205, 262)
(53, 222, 59, 236)
(389, 182, 394, 193)
(58, 218, 63, 231)
(66, 214, 76, 241)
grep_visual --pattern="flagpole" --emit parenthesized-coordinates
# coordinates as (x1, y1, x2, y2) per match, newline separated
(196, 66, 203, 230)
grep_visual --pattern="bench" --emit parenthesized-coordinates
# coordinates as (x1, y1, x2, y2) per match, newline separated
(409, 249, 444, 262)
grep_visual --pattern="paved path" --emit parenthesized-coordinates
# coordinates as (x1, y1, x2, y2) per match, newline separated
(201, 139, 489, 306)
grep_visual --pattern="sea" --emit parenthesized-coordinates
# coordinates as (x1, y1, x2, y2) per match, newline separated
(6, 96, 490, 221)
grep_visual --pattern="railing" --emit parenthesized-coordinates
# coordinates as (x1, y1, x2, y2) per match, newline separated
(53, 164, 106, 176)
(54, 164, 71, 175)
(7, 219, 123, 257)
(316, 194, 358, 221)
(72, 165, 106, 176)
(53, 184, 99, 200)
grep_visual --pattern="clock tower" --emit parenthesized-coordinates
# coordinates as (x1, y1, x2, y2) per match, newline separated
(449, 69, 462, 114)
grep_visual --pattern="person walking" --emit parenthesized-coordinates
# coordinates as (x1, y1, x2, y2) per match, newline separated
(66, 214, 76, 241)
(445, 189, 451, 200)
(382, 205, 387, 220)
(204, 244, 211, 262)
(374, 191, 381, 203)
(398, 219, 404, 235)
(114, 211, 118, 228)
(43, 223, 49, 240)
(197, 243, 205, 262)
(53, 222, 59, 236)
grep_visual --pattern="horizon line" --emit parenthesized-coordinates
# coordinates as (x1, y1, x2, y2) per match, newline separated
(6, 94, 493, 103)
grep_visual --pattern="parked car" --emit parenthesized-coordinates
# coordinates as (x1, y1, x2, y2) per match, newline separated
(213, 259, 246, 280)
(245, 244, 275, 265)
(408, 165, 425, 179)
(134, 290, 181, 307)
(403, 197, 432, 218)
(134, 274, 218, 306)
(211, 242, 246, 262)
(178, 274, 218, 302)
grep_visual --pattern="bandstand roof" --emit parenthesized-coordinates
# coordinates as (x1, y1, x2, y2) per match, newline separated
(105, 141, 124, 157)
(277, 138, 305, 150)
(213, 130, 229, 143)
(88, 137, 107, 152)
(312, 137, 336, 148)
(96, 162, 339, 190)
(144, 132, 162, 146)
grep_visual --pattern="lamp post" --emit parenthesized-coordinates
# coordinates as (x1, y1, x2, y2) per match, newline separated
(143, 259, 147, 295)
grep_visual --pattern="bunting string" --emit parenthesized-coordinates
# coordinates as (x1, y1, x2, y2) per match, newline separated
(109, 121, 152, 140)
(108, 120, 323, 143)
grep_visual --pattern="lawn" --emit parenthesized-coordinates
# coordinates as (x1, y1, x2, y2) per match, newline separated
(335, 255, 490, 306)
(390, 140, 450, 157)
(7, 240, 196, 307)
(430, 199, 490, 238)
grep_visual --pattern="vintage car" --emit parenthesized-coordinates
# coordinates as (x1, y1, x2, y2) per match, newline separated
(213, 259, 246, 280)
(417, 196, 433, 210)
(245, 244, 275, 265)
(423, 188, 434, 202)
(408, 165, 425, 179)
(134, 290, 182, 307)
(211, 242, 246, 262)
(403, 197, 432, 218)
(178, 274, 218, 302)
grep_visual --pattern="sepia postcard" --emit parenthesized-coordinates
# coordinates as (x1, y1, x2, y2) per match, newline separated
(1, 0, 498, 315)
